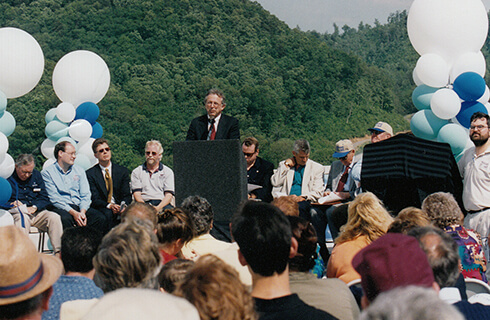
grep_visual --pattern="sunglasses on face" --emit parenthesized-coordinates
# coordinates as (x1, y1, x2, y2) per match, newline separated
(145, 151, 159, 156)
(97, 147, 111, 153)
(243, 152, 255, 157)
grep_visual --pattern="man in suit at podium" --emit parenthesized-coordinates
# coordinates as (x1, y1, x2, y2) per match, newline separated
(86, 138, 132, 229)
(186, 89, 240, 141)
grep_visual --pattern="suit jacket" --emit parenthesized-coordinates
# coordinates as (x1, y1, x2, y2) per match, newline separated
(86, 162, 132, 211)
(271, 159, 324, 201)
(326, 160, 357, 198)
(248, 157, 274, 202)
(186, 114, 240, 140)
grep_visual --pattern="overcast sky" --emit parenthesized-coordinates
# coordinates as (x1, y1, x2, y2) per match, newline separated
(254, 0, 490, 33)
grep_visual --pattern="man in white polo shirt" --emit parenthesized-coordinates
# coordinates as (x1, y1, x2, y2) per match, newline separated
(131, 140, 175, 213)
(458, 111, 490, 263)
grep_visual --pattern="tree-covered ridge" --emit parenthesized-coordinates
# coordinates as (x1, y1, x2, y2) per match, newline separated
(2, 0, 408, 170)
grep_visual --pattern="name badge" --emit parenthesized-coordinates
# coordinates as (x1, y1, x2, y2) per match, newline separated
(33, 188, 41, 192)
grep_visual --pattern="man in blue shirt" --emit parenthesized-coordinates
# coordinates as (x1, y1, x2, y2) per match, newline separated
(3, 154, 63, 252)
(42, 227, 104, 320)
(42, 141, 107, 232)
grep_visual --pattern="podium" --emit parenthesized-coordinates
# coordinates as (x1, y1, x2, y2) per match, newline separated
(173, 140, 247, 241)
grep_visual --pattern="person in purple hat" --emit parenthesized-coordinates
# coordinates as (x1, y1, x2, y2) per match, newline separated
(352, 232, 438, 309)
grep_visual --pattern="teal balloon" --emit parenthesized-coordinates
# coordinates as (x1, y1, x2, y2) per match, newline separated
(91, 122, 103, 139)
(455, 151, 465, 162)
(0, 111, 16, 137)
(0, 90, 6, 118)
(437, 123, 468, 155)
(0, 177, 12, 206)
(410, 110, 448, 140)
(45, 120, 69, 141)
(412, 85, 438, 110)
(45, 108, 57, 124)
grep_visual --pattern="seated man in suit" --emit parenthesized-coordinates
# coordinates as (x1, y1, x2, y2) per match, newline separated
(131, 140, 175, 213)
(42, 141, 107, 233)
(271, 139, 326, 260)
(242, 137, 274, 202)
(186, 88, 240, 140)
(324, 139, 358, 240)
(86, 138, 132, 229)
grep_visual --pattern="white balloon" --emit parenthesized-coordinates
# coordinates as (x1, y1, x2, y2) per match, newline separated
(430, 88, 461, 120)
(77, 138, 95, 157)
(0, 132, 8, 155)
(0, 209, 14, 227)
(42, 158, 56, 171)
(478, 86, 490, 104)
(74, 154, 92, 170)
(52, 50, 110, 106)
(56, 102, 76, 123)
(0, 154, 14, 179)
(450, 51, 486, 82)
(407, 0, 488, 65)
(0, 28, 44, 98)
(69, 119, 92, 142)
(40, 138, 56, 159)
(415, 54, 449, 88)
(412, 68, 423, 86)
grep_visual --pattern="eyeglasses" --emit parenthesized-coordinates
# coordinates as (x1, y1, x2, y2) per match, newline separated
(339, 155, 348, 160)
(145, 151, 159, 156)
(470, 125, 488, 131)
(63, 151, 77, 156)
(20, 170, 33, 175)
(97, 147, 111, 153)
(243, 152, 255, 157)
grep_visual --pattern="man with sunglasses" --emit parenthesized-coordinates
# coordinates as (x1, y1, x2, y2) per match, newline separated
(242, 137, 274, 202)
(2, 154, 62, 253)
(458, 111, 490, 264)
(86, 138, 131, 228)
(42, 141, 107, 233)
(131, 140, 175, 212)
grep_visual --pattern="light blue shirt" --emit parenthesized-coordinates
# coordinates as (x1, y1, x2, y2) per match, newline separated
(42, 162, 91, 212)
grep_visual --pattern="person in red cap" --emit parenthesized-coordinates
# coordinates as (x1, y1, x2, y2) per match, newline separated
(352, 232, 438, 309)
(0, 225, 63, 319)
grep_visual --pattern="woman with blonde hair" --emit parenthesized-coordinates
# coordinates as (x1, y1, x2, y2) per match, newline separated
(327, 192, 393, 284)
(176, 254, 257, 320)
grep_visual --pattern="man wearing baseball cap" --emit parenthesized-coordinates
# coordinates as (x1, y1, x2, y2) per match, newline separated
(322, 139, 359, 241)
(0, 225, 63, 319)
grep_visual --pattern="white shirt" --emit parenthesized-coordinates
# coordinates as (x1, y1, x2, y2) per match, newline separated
(458, 146, 490, 211)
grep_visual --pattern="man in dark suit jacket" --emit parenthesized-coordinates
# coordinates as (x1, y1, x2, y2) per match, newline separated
(86, 138, 132, 228)
(242, 137, 274, 202)
(186, 89, 240, 140)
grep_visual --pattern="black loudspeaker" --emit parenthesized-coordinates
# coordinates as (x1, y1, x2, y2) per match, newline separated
(173, 140, 247, 241)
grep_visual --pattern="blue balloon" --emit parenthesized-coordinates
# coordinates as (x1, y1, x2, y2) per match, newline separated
(410, 109, 448, 141)
(0, 111, 16, 137)
(75, 102, 100, 125)
(91, 122, 103, 139)
(453, 72, 486, 101)
(456, 101, 487, 128)
(45, 120, 69, 141)
(437, 123, 468, 155)
(0, 177, 12, 206)
(412, 85, 438, 110)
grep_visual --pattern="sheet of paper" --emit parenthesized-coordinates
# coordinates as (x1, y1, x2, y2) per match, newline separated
(317, 193, 342, 205)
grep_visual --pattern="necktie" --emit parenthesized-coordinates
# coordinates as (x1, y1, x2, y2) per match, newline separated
(208, 119, 216, 140)
(105, 168, 113, 203)
(336, 166, 350, 192)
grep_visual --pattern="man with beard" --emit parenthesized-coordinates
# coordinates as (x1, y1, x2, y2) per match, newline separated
(458, 111, 490, 262)
(131, 140, 175, 213)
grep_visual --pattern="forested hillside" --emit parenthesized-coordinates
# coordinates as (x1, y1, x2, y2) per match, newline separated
(2, 0, 409, 169)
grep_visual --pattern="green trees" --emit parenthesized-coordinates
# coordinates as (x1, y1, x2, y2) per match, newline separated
(3, 0, 409, 170)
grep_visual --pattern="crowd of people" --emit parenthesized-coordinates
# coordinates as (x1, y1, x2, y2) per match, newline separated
(1, 89, 490, 319)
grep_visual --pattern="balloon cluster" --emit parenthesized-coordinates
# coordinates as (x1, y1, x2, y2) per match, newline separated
(41, 50, 110, 170)
(408, 0, 489, 160)
(0, 27, 45, 206)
